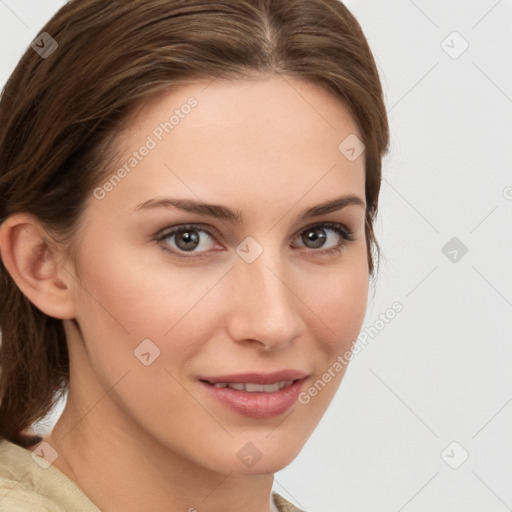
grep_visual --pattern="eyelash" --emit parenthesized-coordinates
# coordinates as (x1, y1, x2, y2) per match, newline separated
(154, 222, 356, 259)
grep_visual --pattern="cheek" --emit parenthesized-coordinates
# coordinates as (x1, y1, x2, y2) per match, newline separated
(73, 241, 191, 338)
(306, 250, 369, 355)
(70, 238, 222, 390)
(69, 248, 199, 420)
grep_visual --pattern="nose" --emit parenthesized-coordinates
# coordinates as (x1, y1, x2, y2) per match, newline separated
(224, 245, 304, 352)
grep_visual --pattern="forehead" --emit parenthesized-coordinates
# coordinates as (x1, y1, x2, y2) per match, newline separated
(95, 75, 366, 215)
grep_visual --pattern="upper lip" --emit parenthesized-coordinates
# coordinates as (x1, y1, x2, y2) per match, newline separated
(200, 370, 308, 385)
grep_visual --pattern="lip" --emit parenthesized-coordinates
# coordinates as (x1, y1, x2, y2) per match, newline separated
(198, 371, 309, 419)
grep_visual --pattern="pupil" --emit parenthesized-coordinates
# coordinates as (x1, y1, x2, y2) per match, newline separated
(305, 228, 326, 248)
(177, 231, 199, 251)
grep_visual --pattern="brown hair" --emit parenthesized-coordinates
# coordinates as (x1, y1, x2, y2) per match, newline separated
(0, 0, 389, 447)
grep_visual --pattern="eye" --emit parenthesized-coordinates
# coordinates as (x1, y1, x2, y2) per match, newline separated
(154, 222, 356, 258)
(156, 224, 218, 257)
(292, 222, 356, 256)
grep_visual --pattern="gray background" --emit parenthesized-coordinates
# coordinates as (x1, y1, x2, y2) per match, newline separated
(1, 1, 511, 511)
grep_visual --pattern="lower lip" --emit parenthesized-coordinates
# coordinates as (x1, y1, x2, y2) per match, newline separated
(199, 378, 307, 419)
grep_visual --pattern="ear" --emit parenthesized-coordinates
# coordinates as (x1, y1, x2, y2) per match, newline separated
(0, 213, 76, 319)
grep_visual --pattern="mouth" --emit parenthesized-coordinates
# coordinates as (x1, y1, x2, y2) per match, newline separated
(198, 372, 308, 419)
(199, 369, 308, 386)
(204, 380, 295, 393)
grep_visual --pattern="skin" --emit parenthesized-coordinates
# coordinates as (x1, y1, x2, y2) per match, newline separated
(0, 74, 369, 512)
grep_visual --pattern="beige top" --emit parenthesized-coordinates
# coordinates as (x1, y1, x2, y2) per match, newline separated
(0, 438, 305, 511)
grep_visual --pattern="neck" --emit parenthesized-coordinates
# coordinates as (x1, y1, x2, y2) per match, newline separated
(45, 399, 276, 512)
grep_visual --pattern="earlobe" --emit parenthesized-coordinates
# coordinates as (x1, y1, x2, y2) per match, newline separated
(0, 213, 76, 319)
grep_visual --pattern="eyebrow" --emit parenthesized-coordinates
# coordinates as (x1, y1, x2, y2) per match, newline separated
(132, 194, 365, 223)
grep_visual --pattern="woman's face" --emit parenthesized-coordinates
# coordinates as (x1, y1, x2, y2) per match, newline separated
(63, 75, 369, 474)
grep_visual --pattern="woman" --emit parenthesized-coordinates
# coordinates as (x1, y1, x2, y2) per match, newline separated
(0, 0, 389, 510)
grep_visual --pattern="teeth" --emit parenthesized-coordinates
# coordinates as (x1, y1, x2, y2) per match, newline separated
(212, 380, 293, 392)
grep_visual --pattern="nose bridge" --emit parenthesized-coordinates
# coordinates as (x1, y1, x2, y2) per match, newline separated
(227, 238, 302, 348)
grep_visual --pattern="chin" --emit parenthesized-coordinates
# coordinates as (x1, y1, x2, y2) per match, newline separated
(229, 456, 297, 476)
(218, 438, 306, 476)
